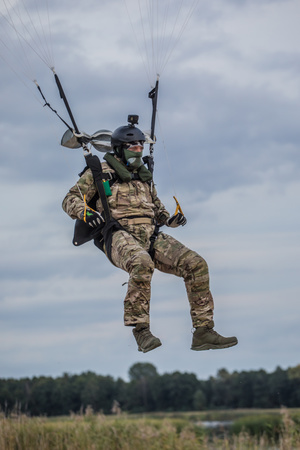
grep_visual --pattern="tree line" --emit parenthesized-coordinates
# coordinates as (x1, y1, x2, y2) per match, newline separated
(1, 363, 300, 416)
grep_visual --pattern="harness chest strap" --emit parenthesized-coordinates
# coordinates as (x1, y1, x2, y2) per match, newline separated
(119, 217, 154, 226)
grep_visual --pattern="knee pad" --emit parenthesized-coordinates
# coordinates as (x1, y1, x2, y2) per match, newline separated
(181, 251, 208, 280)
(130, 252, 155, 276)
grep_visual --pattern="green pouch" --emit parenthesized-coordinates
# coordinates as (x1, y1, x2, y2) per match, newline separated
(103, 180, 112, 196)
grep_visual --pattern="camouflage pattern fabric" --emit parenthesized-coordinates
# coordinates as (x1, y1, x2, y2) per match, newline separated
(62, 156, 214, 329)
(62, 163, 170, 225)
(110, 225, 214, 328)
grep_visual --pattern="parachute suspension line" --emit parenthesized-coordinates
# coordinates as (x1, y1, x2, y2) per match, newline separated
(31, 0, 54, 66)
(1, 1, 82, 147)
(139, 0, 162, 83)
(155, 0, 171, 75)
(17, 0, 50, 65)
(124, 0, 198, 84)
(19, 0, 54, 67)
(45, 0, 54, 66)
(26, 0, 54, 67)
(1, 0, 54, 70)
(158, 0, 185, 75)
(125, 0, 200, 84)
(147, 0, 160, 80)
(159, 0, 200, 75)
(123, 0, 152, 86)
(33, 78, 73, 132)
(0, 9, 43, 104)
(1, 0, 34, 78)
(0, 49, 44, 105)
(137, 0, 154, 86)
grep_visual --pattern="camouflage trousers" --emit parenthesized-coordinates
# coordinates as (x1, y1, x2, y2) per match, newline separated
(110, 225, 214, 328)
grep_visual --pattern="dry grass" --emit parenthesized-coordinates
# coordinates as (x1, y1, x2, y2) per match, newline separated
(0, 408, 299, 450)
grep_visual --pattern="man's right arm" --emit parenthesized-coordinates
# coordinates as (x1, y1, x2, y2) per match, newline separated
(62, 169, 97, 220)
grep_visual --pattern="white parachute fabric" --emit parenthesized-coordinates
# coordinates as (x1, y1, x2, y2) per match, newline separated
(123, 0, 200, 85)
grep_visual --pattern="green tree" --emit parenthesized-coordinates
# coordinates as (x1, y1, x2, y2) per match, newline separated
(127, 363, 159, 412)
(152, 372, 200, 411)
(128, 363, 158, 381)
(193, 389, 206, 410)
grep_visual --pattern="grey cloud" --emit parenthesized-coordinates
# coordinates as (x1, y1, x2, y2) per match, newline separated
(257, 50, 300, 73)
(0, 0, 299, 382)
(149, 69, 300, 196)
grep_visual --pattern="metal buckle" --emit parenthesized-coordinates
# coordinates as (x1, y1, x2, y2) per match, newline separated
(103, 172, 113, 181)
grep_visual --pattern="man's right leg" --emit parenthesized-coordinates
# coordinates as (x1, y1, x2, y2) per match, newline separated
(110, 230, 161, 352)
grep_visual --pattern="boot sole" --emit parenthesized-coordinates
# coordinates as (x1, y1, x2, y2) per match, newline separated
(138, 339, 162, 353)
(191, 340, 238, 351)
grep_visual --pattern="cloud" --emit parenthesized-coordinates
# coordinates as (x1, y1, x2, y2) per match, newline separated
(0, 0, 299, 381)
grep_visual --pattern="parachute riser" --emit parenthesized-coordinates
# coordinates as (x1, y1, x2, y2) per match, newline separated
(34, 79, 73, 132)
(148, 77, 159, 157)
(148, 78, 185, 218)
(53, 70, 80, 137)
(33, 68, 80, 136)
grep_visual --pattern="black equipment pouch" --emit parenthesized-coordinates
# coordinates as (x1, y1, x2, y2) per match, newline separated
(72, 219, 104, 247)
(82, 153, 124, 263)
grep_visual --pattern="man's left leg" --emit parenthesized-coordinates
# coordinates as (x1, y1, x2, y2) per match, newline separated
(153, 233, 238, 350)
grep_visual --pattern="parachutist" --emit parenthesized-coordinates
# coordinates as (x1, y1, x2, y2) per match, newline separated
(62, 117, 238, 353)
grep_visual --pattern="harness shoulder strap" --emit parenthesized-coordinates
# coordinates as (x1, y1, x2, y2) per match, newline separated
(83, 152, 124, 263)
(84, 153, 111, 221)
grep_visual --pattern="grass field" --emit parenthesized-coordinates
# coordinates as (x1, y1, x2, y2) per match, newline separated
(0, 407, 299, 449)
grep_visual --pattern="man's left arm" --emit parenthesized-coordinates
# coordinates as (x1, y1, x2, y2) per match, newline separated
(152, 185, 187, 227)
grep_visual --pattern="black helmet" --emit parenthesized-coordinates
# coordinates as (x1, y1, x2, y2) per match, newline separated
(111, 115, 145, 156)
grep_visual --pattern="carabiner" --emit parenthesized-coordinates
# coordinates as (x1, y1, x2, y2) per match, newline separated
(173, 196, 184, 216)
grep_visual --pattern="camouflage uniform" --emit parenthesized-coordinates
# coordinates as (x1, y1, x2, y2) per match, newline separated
(62, 159, 214, 329)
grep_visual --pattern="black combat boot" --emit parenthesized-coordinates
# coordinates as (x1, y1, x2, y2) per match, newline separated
(132, 323, 162, 353)
(191, 324, 238, 351)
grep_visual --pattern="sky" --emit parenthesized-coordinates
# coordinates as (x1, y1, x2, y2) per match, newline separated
(0, 0, 299, 383)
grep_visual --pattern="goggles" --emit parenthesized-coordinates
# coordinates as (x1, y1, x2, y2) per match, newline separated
(124, 140, 144, 149)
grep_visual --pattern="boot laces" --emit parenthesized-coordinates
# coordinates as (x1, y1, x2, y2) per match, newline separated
(135, 327, 153, 345)
(207, 328, 218, 336)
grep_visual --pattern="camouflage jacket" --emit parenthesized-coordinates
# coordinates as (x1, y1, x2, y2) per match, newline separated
(62, 158, 170, 227)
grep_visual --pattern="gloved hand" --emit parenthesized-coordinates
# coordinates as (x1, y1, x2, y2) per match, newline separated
(81, 209, 105, 228)
(166, 213, 187, 228)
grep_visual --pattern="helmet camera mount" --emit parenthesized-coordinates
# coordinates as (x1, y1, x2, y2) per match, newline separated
(127, 115, 139, 126)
